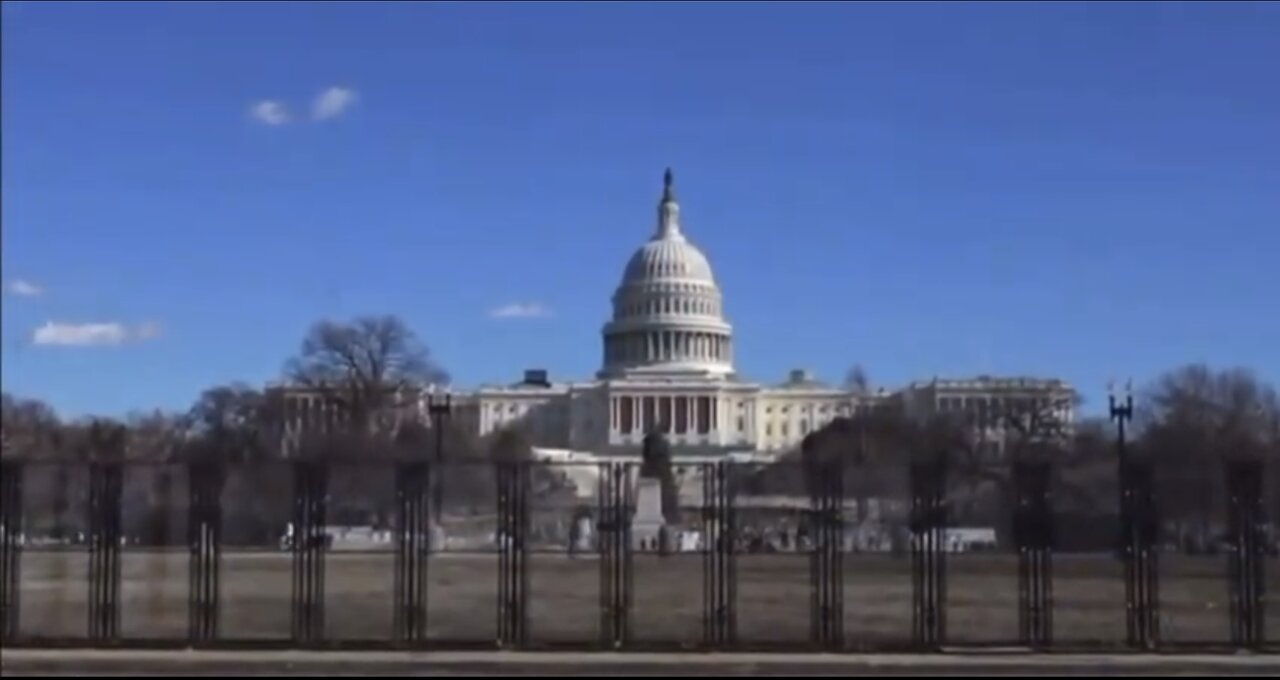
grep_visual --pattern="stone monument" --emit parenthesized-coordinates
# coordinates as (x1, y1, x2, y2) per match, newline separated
(633, 431, 678, 553)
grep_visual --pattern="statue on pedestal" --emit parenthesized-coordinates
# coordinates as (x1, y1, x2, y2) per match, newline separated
(634, 430, 679, 554)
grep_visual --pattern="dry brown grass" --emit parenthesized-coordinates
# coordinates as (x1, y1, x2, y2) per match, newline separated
(13, 550, 1280, 646)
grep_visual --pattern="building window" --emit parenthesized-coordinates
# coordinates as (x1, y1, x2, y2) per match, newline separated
(801, 420, 809, 434)
(643, 397, 656, 432)
(781, 422, 789, 437)
(765, 423, 772, 437)
(675, 396, 689, 434)
(659, 396, 672, 433)
(737, 416, 745, 432)
(697, 396, 711, 434)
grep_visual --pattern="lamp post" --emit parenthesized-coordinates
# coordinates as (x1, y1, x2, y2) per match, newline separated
(1108, 380, 1134, 468)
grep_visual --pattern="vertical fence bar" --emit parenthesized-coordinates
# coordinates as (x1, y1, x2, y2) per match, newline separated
(1226, 459, 1265, 649)
(598, 462, 611, 648)
(187, 462, 223, 644)
(291, 461, 328, 645)
(599, 462, 631, 649)
(910, 455, 946, 649)
(87, 460, 124, 642)
(394, 461, 430, 645)
(826, 459, 845, 649)
(703, 462, 736, 648)
(0, 460, 23, 642)
(807, 458, 843, 650)
(625, 463, 636, 646)
(1121, 459, 1159, 649)
(496, 461, 529, 648)
(1014, 460, 1054, 648)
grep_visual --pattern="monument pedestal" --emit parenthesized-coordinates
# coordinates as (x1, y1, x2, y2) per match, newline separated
(631, 477, 668, 552)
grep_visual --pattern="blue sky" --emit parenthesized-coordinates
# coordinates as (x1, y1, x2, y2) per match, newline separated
(2, 1, 1278, 418)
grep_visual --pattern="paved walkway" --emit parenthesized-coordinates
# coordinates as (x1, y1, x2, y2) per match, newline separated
(3, 650, 1279, 676)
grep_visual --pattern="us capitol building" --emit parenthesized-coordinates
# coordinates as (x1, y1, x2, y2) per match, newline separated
(279, 170, 1074, 461)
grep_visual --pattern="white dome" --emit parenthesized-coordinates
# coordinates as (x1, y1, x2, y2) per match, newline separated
(622, 237, 716, 285)
(599, 169, 734, 379)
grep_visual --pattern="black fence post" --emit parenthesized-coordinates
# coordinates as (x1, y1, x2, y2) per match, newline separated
(290, 460, 328, 645)
(427, 395, 451, 530)
(808, 459, 843, 650)
(187, 462, 224, 645)
(1120, 458, 1160, 649)
(1013, 459, 1054, 649)
(496, 461, 529, 649)
(87, 459, 124, 642)
(1226, 458, 1265, 649)
(703, 461, 736, 649)
(910, 454, 947, 649)
(599, 462, 631, 649)
(394, 461, 431, 645)
(1, 459, 23, 643)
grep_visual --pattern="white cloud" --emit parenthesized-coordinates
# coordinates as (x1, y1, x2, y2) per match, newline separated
(5, 279, 43, 297)
(312, 86, 358, 121)
(489, 302, 553, 320)
(249, 100, 291, 126)
(31, 321, 163, 347)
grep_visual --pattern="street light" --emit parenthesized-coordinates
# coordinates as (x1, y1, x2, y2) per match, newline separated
(1108, 379, 1134, 466)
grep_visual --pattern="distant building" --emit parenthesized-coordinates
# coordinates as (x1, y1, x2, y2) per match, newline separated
(272, 170, 1073, 461)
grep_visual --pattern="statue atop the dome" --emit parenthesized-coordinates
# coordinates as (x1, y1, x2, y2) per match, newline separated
(662, 167, 676, 203)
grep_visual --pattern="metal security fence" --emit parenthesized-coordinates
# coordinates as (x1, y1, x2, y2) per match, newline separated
(0, 455, 1276, 653)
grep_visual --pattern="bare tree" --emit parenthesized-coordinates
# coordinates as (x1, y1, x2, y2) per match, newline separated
(1137, 364, 1280, 548)
(285, 315, 449, 434)
(1, 392, 63, 459)
(122, 410, 189, 462)
(186, 383, 277, 462)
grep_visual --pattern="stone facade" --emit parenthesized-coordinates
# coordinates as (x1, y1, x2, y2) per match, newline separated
(274, 170, 1073, 460)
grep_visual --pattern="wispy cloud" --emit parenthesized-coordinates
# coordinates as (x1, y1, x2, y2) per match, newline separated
(489, 302, 553, 320)
(249, 100, 291, 126)
(5, 279, 43, 297)
(31, 321, 163, 348)
(312, 86, 358, 121)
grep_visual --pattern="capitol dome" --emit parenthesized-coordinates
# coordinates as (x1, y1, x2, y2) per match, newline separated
(600, 169, 734, 379)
